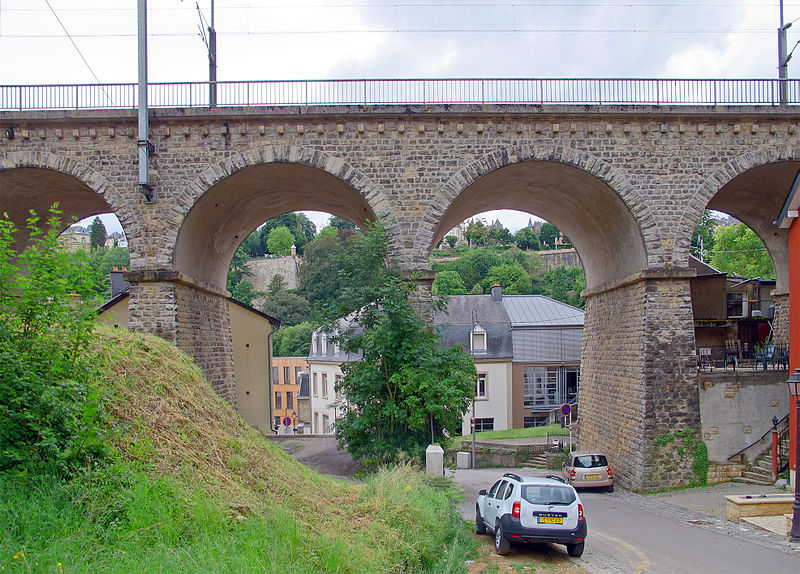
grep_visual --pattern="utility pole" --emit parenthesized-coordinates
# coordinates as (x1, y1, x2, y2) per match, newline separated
(137, 0, 154, 201)
(209, 0, 217, 107)
(779, 0, 792, 105)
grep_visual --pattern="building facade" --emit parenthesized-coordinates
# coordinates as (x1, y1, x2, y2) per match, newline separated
(271, 356, 308, 433)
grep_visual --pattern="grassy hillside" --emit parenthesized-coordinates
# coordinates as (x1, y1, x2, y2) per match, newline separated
(1, 326, 474, 573)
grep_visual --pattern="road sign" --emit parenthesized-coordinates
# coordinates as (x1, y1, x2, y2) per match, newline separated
(282, 416, 292, 427)
(561, 404, 571, 417)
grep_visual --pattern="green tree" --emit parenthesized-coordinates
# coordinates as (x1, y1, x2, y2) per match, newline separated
(448, 247, 503, 291)
(444, 235, 458, 248)
(534, 266, 586, 308)
(465, 219, 488, 247)
(329, 216, 356, 232)
(260, 275, 312, 326)
(432, 270, 467, 295)
(257, 213, 316, 254)
(514, 227, 539, 250)
(539, 223, 560, 249)
(331, 222, 476, 464)
(710, 223, 774, 278)
(298, 232, 347, 315)
(267, 226, 295, 255)
(691, 210, 719, 261)
(227, 244, 259, 304)
(488, 225, 513, 246)
(89, 216, 107, 251)
(273, 321, 316, 357)
(482, 263, 532, 294)
(0, 207, 106, 476)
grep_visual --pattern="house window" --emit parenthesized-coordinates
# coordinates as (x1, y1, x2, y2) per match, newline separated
(321, 334, 328, 354)
(322, 373, 328, 398)
(474, 418, 494, 431)
(313, 372, 318, 397)
(295, 366, 302, 383)
(524, 416, 548, 428)
(286, 392, 293, 410)
(524, 366, 580, 408)
(283, 366, 290, 385)
(322, 414, 330, 433)
(335, 374, 343, 399)
(314, 412, 319, 433)
(275, 391, 282, 411)
(727, 292, 746, 318)
(471, 325, 487, 353)
(476, 373, 487, 398)
(272, 366, 278, 385)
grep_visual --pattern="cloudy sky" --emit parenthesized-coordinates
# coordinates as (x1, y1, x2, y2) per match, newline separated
(2, 0, 798, 233)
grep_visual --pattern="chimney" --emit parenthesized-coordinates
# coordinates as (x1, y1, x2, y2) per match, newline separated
(491, 283, 502, 302)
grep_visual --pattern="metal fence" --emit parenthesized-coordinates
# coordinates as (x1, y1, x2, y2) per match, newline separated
(2, 78, 799, 111)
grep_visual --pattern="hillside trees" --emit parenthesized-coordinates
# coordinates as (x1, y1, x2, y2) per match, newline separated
(710, 223, 774, 278)
(266, 226, 295, 255)
(260, 275, 311, 326)
(331, 221, 475, 463)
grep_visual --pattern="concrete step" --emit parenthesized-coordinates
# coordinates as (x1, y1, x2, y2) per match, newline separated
(747, 466, 773, 478)
(742, 470, 772, 481)
(755, 459, 772, 471)
(732, 476, 773, 486)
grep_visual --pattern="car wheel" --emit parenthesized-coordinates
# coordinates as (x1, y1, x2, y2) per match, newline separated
(567, 541, 585, 557)
(494, 521, 510, 555)
(475, 506, 486, 535)
(607, 484, 614, 493)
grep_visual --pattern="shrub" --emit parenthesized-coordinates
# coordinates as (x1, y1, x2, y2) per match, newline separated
(0, 207, 106, 477)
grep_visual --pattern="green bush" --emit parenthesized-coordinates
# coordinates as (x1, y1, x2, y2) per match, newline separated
(0, 207, 106, 477)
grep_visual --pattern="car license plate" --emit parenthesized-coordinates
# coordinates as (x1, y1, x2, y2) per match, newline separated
(538, 516, 563, 524)
(585, 474, 600, 479)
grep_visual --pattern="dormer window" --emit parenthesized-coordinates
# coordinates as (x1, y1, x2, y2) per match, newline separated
(321, 333, 328, 354)
(471, 324, 487, 354)
(312, 332, 318, 354)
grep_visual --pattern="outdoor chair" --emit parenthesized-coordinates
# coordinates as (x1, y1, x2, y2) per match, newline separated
(723, 340, 741, 370)
(753, 344, 776, 370)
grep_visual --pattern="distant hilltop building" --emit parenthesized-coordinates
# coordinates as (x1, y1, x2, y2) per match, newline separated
(105, 231, 128, 249)
(60, 224, 90, 251)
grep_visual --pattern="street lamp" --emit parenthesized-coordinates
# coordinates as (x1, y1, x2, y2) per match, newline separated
(786, 368, 800, 542)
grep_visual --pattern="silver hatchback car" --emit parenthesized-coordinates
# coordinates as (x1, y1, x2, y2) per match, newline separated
(563, 451, 614, 492)
(475, 472, 587, 557)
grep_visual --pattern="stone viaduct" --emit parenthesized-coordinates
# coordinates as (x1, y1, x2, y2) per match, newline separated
(1, 91, 798, 491)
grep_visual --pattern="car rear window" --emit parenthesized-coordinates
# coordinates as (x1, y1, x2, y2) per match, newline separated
(573, 455, 608, 468)
(521, 485, 576, 505)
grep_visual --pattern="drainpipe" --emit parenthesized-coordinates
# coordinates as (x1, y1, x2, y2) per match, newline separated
(267, 324, 281, 432)
(137, 0, 154, 201)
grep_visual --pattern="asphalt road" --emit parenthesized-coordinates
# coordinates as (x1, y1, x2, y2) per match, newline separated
(454, 468, 800, 574)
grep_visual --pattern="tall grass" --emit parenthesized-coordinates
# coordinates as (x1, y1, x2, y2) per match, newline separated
(1, 328, 477, 573)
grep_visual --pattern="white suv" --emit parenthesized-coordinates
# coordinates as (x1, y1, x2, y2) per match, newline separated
(475, 472, 587, 557)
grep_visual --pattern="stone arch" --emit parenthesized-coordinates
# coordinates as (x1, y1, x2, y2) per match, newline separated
(678, 144, 800, 293)
(417, 145, 655, 290)
(0, 151, 136, 240)
(172, 145, 395, 289)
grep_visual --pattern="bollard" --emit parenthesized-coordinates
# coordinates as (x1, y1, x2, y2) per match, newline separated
(426, 444, 444, 476)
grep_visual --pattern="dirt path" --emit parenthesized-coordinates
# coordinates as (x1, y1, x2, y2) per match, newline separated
(466, 533, 588, 574)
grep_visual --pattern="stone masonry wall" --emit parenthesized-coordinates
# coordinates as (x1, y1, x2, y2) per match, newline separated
(579, 280, 647, 491)
(175, 283, 236, 405)
(641, 275, 701, 491)
(127, 281, 178, 344)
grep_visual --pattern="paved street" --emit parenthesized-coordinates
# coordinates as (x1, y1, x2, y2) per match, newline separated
(454, 467, 800, 573)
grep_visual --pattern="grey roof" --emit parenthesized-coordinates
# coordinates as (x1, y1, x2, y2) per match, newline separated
(501, 295, 584, 328)
(434, 294, 513, 359)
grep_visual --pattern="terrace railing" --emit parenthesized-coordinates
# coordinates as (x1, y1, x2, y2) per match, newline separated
(2, 78, 799, 111)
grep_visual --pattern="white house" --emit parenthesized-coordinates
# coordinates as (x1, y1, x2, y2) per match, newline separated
(307, 284, 584, 436)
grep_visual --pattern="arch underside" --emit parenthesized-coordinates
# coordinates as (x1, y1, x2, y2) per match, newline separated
(174, 162, 377, 289)
(0, 167, 113, 230)
(432, 161, 648, 291)
(704, 161, 799, 291)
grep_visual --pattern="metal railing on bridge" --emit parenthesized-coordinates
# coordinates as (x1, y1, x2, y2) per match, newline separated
(2, 78, 799, 111)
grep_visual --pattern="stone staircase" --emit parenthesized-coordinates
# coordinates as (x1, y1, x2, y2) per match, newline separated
(732, 455, 774, 486)
(520, 453, 549, 469)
